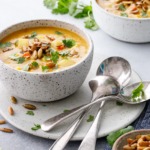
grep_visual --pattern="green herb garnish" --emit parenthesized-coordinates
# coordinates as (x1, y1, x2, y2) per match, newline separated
(107, 126, 134, 147)
(43, 0, 99, 30)
(30, 32, 37, 39)
(121, 12, 128, 17)
(119, 4, 126, 11)
(42, 66, 49, 72)
(116, 101, 123, 106)
(55, 31, 63, 35)
(63, 109, 70, 113)
(63, 39, 76, 48)
(0, 42, 12, 48)
(31, 61, 39, 68)
(87, 115, 94, 122)
(50, 51, 59, 63)
(59, 50, 70, 56)
(31, 124, 41, 131)
(26, 111, 34, 116)
(132, 82, 145, 101)
(141, 10, 147, 17)
(16, 57, 25, 64)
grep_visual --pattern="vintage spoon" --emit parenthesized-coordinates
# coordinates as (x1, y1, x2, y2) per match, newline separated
(47, 57, 131, 150)
(78, 56, 131, 150)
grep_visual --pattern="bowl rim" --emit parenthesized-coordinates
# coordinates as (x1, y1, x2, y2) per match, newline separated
(93, 0, 150, 21)
(112, 129, 150, 150)
(0, 19, 93, 75)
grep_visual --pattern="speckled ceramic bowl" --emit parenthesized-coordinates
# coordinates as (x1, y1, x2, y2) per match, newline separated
(112, 129, 150, 150)
(92, 0, 150, 43)
(0, 20, 93, 102)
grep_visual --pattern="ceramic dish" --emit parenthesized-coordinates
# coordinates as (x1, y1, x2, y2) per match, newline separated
(112, 129, 150, 150)
(92, 0, 150, 43)
(0, 55, 145, 140)
(0, 20, 93, 102)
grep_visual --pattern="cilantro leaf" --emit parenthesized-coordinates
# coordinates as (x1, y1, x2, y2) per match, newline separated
(63, 39, 76, 48)
(55, 31, 63, 35)
(31, 61, 39, 68)
(0, 42, 12, 48)
(141, 10, 147, 17)
(31, 124, 41, 131)
(30, 32, 37, 39)
(87, 115, 94, 122)
(16, 57, 25, 64)
(63, 109, 70, 113)
(107, 126, 134, 147)
(121, 13, 128, 17)
(26, 111, 34, 116)
(42, 66, 49, 72)
(50, 51, 59, 63)
(119, 4, 126, 11)
(132, 82, 145, 101)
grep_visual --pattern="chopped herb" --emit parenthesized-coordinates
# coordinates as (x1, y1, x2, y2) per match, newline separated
(55, 31, 63, 35)
(26, 111, 34, 116)
(116, 101, 123, 106)
(63, 39, 76, 48)
(44, 0, 56, 9)
(121, 12, 128, 17)
(50, 51, 59, 63)
(0, 42, 12, 48)
(16, 57, 25, 64)
(107, 126, 134, 147)
(63, 109, 70, 113)
(87, 115, 94, 122)
(119, 4, 126, 11)
(42, 66, 49, 72)
(30, 32, 37, 39)
(132, 82, 145, 101)
(42, 104, 47, 107)
(31, 124, 41, 131)
(141, 10, 147, 17)
(23, 64, 30, 71)
(59, 50, 70, 56)
(31, 61, 39, 68)
(44, 55, 51, 61)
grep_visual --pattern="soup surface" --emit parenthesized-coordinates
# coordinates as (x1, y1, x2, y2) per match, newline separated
(0, 27, 88, 73)
(97, 0, 150, 18)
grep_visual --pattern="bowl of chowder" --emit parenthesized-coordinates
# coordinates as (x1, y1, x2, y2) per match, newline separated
(0, 20, 93, 102)
(92, 0, 150, 43)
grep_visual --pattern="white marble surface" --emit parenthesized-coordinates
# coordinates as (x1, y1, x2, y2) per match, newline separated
(0, 0, 150, 149)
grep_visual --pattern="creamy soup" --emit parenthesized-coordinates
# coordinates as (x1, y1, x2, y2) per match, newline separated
(97, 0, 150, 18)
(0, 27, 88, 73)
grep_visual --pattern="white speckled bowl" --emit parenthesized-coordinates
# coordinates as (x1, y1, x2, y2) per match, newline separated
(112, 129, 150, 150)
(92, 0, 150, 43)
(0, 20, 93, 102)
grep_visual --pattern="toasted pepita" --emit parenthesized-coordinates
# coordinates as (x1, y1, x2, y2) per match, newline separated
(0, 120, 6, 124)
(8, 106, 14, 115)
(10, 96, 17, 104)
(0, 128, 13, 133)
(23, 104, 36, 110)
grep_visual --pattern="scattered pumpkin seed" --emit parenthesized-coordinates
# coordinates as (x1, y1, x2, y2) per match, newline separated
(23, 104, 36, 110)
(0, 128, 13, 133)
(0, 120, 6, 124)
(10, 96, 17, 104)
(8, 106, 14, 115)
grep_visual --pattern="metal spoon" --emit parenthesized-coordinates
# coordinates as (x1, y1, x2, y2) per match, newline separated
(48, 75, 120, 150)
(42, 57, 131, 132)
(78, 57, 131, 150)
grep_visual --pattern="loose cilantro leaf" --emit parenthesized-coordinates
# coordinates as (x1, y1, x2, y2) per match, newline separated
(119, 4, 126, 11)
(55, 31, 63, 35)
(107, 126, 134, 147)
(87, 115, 94, 122)
(30, 32, 37, 39)
(132, 82, 145, 101)
(59, 50, 70, 56)
(84, 14, 99, 31)
(141, 10, 147, 17)
(63, 109, 70, 113)
(26, 111, 34, 116)
(31, 124, 41, 131)
(31, 61, 39, 68)
(121, 13, 128, 17)
(63, 39, 76, 48)
(42, 66, 49, 72)
(16, 57, 25, 64)
(0, 42, 12, 48)
(44, 0, 57, 9)
(50, 51, 59, 63)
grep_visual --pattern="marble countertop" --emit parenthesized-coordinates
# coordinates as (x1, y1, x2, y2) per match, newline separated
(0, 0, 150, 149)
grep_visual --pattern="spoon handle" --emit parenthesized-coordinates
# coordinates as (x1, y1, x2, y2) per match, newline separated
(41, 95, 118, 132)
(78, 101, 105, 150)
